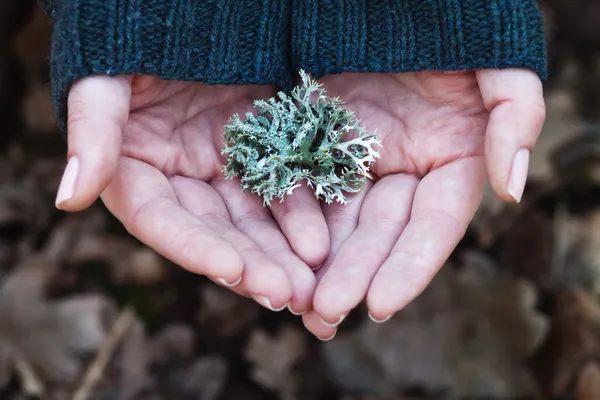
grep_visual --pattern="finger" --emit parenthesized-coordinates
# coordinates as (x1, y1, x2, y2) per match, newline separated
(172, 177, 300, 312)
(100, 157, 244, 283)
(302, 310, 337, 341)
(269, 184, 330, 268)
(211, 179, 314, 313)
(312, 174, 418, 325)
(56, 75, 132, 211)
(367, 156, 486, 321)
(300, 183, 372, 339)
(476, 68, 546, 203)
(316, 179, 373, 278)
(169, 176, 250, 297)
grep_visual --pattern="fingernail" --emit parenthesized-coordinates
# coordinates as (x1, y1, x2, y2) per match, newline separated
(368, 312, 392, 324)
(320, 314, 346, 327)
(507, 149, 530, 203)
(55, 156, 79, 208)
(287, 304, 305, 316)
(318, 330, 337, 342)
(216, 276, 242, 287)
(252, 295, 287, 312)
(312, 263, 323, 271)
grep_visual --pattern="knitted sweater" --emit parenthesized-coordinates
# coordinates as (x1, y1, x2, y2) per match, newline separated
(42, 0, 547, 134)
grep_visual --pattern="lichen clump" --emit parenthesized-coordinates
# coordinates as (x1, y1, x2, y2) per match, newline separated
(221, 70, 381, 206)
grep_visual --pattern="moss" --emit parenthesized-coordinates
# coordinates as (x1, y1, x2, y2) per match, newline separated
(222, 70, 381, 206)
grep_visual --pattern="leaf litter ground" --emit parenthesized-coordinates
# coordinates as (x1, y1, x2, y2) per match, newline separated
(3, 2, 600, 399)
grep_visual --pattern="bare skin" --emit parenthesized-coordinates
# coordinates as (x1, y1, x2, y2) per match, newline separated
(59, 75, 328, 315)
(300, 70, 545, 339)
(55, 69, 545, 338)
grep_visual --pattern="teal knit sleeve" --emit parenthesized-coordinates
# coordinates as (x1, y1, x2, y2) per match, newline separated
(41, 0, 294, 134)
(291, 0, 547, 81)
(43, 0, 547, 136)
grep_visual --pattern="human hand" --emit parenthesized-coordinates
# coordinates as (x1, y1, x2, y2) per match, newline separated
(301, 69, 545, 340)
(54, 75, 329, 314)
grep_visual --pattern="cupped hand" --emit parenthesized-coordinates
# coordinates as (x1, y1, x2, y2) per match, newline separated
(55, 75, 329, 314)
(301, 69, 545, 340)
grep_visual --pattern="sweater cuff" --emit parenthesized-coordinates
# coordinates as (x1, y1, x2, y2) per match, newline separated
(47, 0, 293, 134)
(291, 0, 547, 81)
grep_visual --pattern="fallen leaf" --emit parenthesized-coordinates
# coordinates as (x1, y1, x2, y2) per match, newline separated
(0, 256, 114, 383)
(494, 208, 555, 290)
(149, 324, 196, 367)
(0, 225, 116, 385)
(22, 83, 56, 135)
(197, 284, 259, 337)
(561, 210, 600, 296)
(245, 325, 307, 400)
(575, 362, 600, 400)
(69, 234, 166, 286)
(323, 251, 548, 399)
(11, 2, 51, 78)
(532, 288, 600, 398)
(113, 315, 153, 399)
(0, 176, 51, 242)
(0, 344, 13, 389)
(178, 356, 228, 400)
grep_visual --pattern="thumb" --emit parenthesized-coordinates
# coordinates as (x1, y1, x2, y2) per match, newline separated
(55, 75, 132, 211)
(476, 69, 546, 203)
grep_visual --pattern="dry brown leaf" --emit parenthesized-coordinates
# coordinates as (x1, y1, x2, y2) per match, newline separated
(148, 324, 196, 366)
(113, 315, 153, 399)
(491, 189, 600, 298)
(244, 325, 307, 400)
(60, 207, 166, 286)
(532, 84, 582, 179)
(11, 3, 51, 76)
(544, 0, 600, 51)
(0, 211, 113, 389)
(560, 210, 600, 296)
(323, 251, 548, 400)
(533, 288, 600, 398)
(197, 284, 259, 337)
(0, 254, 115, 384)
(69, 234, 166, 286)
(494, 208, 555, 289)
(178, 356, 228, 400)
(0, 344, 13, 389)
(126, 247, 166, 285)
(0, 176, 51, 238)
(22, 83, 56, 135)
(574, 362, 600, 400)
(549, 128, 600, 184)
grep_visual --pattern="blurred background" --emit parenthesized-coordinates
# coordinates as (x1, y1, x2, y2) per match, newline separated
(1, 1, 600, 399)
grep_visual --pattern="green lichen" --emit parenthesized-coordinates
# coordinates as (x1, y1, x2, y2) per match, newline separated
(221, 70, 381, 206)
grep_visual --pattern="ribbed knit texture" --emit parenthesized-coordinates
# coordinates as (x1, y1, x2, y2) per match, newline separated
(291, 0, 547, 81)
(43, 0, 293, 133)
(42, 0, 548, 135)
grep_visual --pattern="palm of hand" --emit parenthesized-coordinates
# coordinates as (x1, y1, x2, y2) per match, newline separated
(62, 69, 543, 340)
(335, 72, 487, 177)
(302, 70, 539, 338)
(106, 73, 487, 323)
(96, 76, 327, 314)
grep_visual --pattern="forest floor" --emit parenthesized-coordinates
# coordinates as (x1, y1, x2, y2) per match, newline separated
(2, 3, 600, 400)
